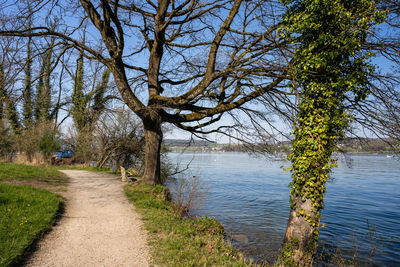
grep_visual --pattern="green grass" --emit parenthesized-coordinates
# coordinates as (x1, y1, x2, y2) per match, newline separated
(0, 162, 66, 266)
(0, 183, 63, 266)
(124, 183, 252, 266)
(0, 162, 68, 185)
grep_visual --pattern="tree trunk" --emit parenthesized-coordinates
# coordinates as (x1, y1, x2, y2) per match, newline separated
(142, 119, 163, 185)
(282, 194, 320, 266)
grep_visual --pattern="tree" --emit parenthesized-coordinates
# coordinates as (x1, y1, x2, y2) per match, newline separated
(0, 0, 291, 184)
(37, 123, 61, 162)
(0, 6, 74, 162)
(23, 36, 34, 127)
(94, 109, 144, 170)
(0, 121, 15, 161)
(354, 0, 400, 144)
(0, 62, 5, 122)
(1, 55, 21, 134)
(279, 0, 384, 265)
(71, 50, 113, 163)
(0, 42, 22, 134)
(35, 39, 55, 122)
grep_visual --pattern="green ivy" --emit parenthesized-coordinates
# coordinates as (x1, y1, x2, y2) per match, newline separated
(280, 0, 385, 239)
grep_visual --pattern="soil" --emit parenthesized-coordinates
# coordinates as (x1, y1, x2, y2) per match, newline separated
(24, 170, 151, 267)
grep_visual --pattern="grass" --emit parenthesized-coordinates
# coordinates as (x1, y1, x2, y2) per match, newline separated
(0, 183, 63, 266)
(124, 182, 252, 266)
(0, 162, 65, 266)
(0, 162, 68, 185)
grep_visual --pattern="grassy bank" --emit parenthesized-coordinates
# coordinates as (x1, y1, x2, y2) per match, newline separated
(0, 162, 65, 266)
(0, 162, 68, 185)
(124, 183, 251, 266)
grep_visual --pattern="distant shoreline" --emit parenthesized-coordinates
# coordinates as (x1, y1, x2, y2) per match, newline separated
(165, 137, 399, 154)
(167, 148, 398, 156)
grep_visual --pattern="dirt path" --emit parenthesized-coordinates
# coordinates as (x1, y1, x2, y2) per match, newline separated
(25, 170, 151, 267)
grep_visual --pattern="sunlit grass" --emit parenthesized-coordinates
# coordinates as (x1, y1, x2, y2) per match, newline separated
(0, 183, 63, 266)
(0, 162, 65, 266)
(124, 182, 252, 266)
(0, 162, 68, 185)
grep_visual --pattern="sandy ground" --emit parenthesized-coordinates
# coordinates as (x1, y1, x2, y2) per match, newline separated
(25, 170, 151, 267)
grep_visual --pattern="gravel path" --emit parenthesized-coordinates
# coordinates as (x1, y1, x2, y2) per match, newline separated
(25, 170, 151, 267)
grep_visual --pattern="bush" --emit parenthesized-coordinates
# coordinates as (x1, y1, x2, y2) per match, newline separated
(168, 173, 208, 216)
(94, 110, 144, 168)
(124, 183, 249, 266)
(0, 121, 15, 161)
(38, 132, 61, 162)
(15, 122, 61, 163)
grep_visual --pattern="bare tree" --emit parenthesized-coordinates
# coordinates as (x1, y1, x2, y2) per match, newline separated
(0, 34, 24, 134)
(352, 0, 400, 144)
(0, 0, 292, 184)
(94, 109, 144, 169)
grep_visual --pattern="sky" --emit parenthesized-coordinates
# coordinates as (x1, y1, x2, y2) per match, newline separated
(2, 0, 398, 144)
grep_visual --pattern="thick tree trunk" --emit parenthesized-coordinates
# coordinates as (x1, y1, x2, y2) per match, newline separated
(142, 120, 163, 185)
(282, 195, 320, 266)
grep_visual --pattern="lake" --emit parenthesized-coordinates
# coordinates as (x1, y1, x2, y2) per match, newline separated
(167, 152, 400, 266)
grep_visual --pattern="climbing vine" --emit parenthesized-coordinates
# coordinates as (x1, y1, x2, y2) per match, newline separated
(280, 0, 385, 240)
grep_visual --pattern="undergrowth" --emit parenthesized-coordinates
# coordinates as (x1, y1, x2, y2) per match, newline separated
(124, 182, 252, 266)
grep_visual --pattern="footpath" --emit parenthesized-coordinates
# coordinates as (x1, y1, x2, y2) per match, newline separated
(25, 170, 151, 267)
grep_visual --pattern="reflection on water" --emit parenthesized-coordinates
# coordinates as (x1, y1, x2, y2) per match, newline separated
(168, 152, 400, 266)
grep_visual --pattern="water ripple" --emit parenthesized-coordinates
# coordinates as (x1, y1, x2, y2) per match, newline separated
(169, 152, 400, 266)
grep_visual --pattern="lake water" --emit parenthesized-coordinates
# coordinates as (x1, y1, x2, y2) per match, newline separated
(167, 152, 400, 266)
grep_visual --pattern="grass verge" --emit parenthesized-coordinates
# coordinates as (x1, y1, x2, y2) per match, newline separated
(0, 162, 66, 266)
(0, 183, 63, 266)
(124, 182, 251, 266)
(0, 162, 68, 185)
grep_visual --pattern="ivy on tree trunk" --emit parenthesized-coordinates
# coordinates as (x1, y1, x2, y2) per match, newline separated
(35, 41, 53, 123)
(71, 51, 112, 164)
(279, 0, 385, 265)
(0, 62, 4, 121)
(23, 37, 33, 127)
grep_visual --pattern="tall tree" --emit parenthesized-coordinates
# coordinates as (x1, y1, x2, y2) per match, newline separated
(23, 37, 33, 127)
(0, 62, 7, 123)
(71, 52, 85, 132)
(0, 62, 5, 122)
(71, 51, 113, 163)
(4, 95, 21, 134)
(0, 34, 22, 131)
(0, 0, 291, 184)
(0, 55, 20, 134)
(279, 0, 384, 265)
(35, 40, 54, 122)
